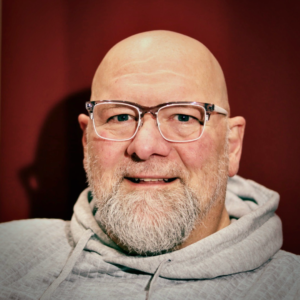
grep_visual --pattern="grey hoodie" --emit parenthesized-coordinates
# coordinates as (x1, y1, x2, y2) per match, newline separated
(0, 176, 299, 300)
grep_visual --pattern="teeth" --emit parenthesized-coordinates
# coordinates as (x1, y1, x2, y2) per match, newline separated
(140, 179, 164, 182)
(129, 177, 175, 183)
(130, 178, 172, 182)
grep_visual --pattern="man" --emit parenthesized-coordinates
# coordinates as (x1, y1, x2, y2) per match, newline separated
(0, 31, 299, 300)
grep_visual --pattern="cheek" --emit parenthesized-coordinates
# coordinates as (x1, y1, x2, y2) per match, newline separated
(176, 135, 215, 173)
(89, 139, 129, 171)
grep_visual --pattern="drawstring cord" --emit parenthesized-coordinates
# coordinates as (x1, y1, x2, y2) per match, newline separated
(145, 259, 171, 300)
(39, 229, 94, 300)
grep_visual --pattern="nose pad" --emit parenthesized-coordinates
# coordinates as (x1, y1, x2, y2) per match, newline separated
(138, 112, 158, 129)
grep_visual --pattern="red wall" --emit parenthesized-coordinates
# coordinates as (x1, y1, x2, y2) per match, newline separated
(1, 0, 300, 254)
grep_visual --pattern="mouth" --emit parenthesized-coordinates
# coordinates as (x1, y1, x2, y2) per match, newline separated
(125, 177, 178, 184)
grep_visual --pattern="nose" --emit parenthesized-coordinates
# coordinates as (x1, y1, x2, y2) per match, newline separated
(126, 114, 172, 161)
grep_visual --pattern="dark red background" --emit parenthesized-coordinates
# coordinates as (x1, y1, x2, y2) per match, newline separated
(1, 0, 300, 254)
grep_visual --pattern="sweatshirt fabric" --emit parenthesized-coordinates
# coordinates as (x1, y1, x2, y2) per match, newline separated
(0, 175, 299, 300)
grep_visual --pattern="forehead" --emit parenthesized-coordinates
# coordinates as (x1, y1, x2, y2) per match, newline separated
(92, 57, 215, 107)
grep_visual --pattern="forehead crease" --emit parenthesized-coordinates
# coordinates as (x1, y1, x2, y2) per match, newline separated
(111, 54, 194, 74)
(112, 70, 195, 83)
(114, 55, 156, 70)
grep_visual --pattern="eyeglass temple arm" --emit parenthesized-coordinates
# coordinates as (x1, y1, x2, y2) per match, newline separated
(205, 103, 228, 120)
(214, 105, 228, 115)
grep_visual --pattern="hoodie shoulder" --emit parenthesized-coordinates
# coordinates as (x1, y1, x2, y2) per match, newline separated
(0, 218, 71, 247)
(0, 219, 73, 286)
(272, 250, 300, 269)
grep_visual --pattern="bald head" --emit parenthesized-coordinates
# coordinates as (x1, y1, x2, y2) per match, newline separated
(92, 30, 229, 113)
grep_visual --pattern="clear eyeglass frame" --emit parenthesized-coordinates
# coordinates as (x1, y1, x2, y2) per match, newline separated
(85, 100, 228, 143)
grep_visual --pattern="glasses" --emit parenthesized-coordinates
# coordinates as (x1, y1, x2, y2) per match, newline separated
(85, 100, 228, 143)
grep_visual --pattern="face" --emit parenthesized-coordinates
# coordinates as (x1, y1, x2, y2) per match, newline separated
(83, 53, 231, 255)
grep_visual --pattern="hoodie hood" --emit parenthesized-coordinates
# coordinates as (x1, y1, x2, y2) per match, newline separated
(70, 175, 282, 280)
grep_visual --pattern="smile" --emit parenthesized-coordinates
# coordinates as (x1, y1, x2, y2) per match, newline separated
(125, 178, 177, 183)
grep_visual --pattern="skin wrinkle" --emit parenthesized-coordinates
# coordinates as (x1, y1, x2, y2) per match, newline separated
(113, 57, 198, 76)
(79, 30, 245, 255)
(113, 70, 195, 81)
(113, 56, 157, 73)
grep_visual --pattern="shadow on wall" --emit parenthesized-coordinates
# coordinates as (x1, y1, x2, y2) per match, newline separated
(19, 89, 90, 220)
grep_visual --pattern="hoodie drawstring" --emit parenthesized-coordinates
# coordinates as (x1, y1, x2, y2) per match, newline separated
(40, 229, 94, 300)
(145, 259, 171, 300)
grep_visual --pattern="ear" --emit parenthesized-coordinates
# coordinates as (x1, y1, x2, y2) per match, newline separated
(78, 114, 90, 172)
(227, 116, 246, 177)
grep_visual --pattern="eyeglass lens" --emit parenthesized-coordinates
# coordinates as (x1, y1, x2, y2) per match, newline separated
(93, 103, 205, 141)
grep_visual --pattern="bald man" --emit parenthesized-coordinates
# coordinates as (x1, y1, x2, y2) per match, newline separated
(0, 31, 299, 300)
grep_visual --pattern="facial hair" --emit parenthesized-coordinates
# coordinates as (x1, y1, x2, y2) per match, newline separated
(86, 137, 229, 256)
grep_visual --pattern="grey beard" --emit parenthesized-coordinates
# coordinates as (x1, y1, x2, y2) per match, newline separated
(94, 181, 202, 255)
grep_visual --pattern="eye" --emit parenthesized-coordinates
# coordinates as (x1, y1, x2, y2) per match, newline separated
(175, 114, 190, 122)
(108, 114, 134, 122)
(116, 114, 129, 122)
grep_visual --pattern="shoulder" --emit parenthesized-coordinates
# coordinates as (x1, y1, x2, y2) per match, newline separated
(258, 250, 300, 294)
(259, 250, 300, 279)
(0, 219, 74, 298)
(271, 249, 300, 268)
(0, 218, 67, 232)
(0, 218, 72, 251)
(0, 219, 73, 282)
(0, 218, 70, 246)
